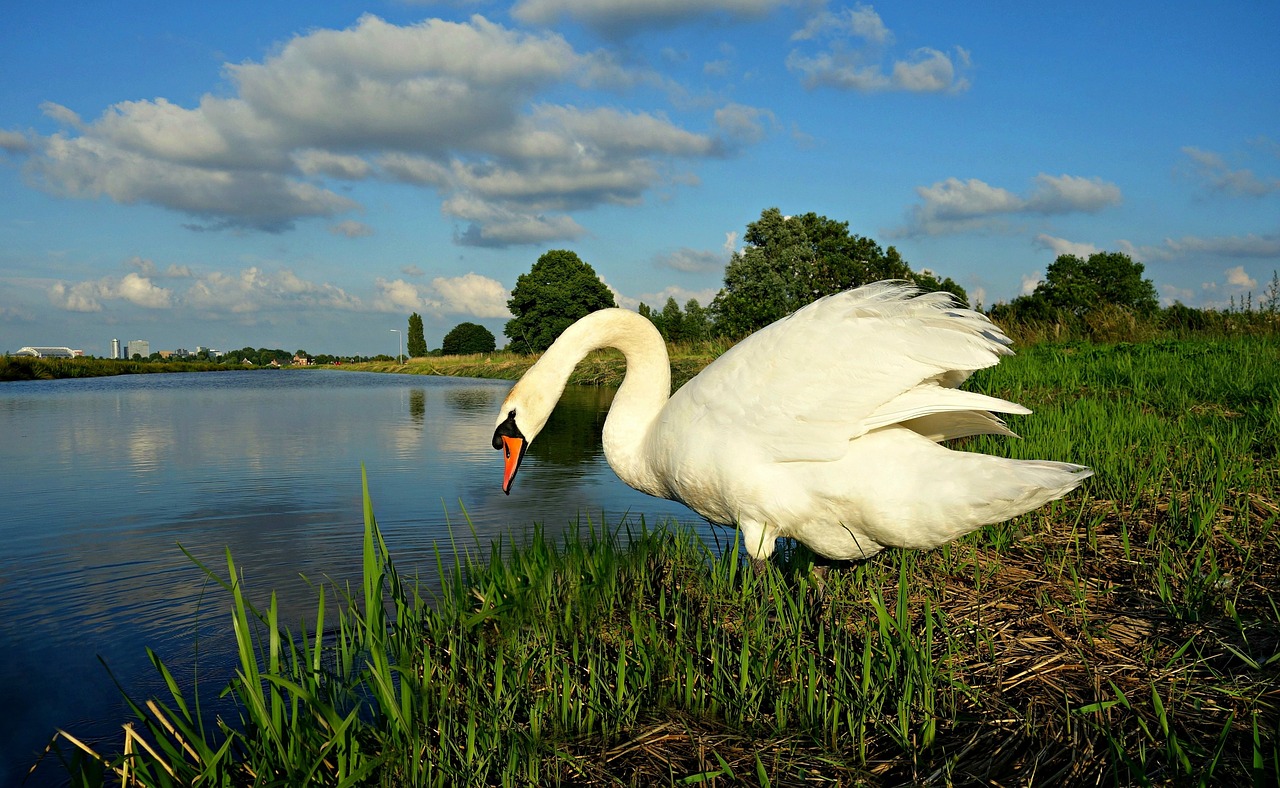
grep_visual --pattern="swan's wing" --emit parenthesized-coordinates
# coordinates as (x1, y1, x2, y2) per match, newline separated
(676, 282, 1023, 462)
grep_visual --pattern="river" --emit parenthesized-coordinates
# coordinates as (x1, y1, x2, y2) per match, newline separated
(0, 370, 709, 786)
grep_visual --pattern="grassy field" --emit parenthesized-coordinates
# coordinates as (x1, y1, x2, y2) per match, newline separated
(48, 335, 1280, 785)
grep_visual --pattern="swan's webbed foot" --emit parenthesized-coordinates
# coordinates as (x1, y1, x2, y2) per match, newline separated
(749, 556, 771, 576)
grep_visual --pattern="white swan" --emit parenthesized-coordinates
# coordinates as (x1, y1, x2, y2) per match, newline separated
(493, 281, 1091, 563)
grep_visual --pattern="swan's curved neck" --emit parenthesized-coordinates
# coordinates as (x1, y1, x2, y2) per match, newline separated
(528, 309, 671, 493)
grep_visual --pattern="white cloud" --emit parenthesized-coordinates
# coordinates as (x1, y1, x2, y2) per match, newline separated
(184, 267, 362, 313)
(1019, 271, 1042, 296)
(1034, 233, 1101, 259)
(432, 273, 511, 317)
(17, 14, 738, 244)
(787, 6, 970, 94)
(901, 173, 1121, 235)
(512, 0, 784, 37)
(373, 272, 511, 317)
(1024, 174, 1121, 214)
(373, 278, 427, 313)
(1182, 145, 1280, 197)
(117, 272, 174, 308)
(723, 230, 739, 255)
(49, 272, 173, 312)
(1225, 265, 1257, 290)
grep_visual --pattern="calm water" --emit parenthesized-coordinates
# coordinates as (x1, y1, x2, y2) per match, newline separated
(0, 370, 707, 786)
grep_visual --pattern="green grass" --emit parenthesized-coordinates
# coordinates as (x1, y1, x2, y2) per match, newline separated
(0, 356, 231, 381)
(44, 335, 1280, 786)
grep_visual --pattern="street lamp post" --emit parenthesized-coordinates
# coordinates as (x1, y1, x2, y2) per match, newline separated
(390, 329, 402, 364)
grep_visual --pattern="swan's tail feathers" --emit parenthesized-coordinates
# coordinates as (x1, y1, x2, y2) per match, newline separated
(985, 460, 1094, 524)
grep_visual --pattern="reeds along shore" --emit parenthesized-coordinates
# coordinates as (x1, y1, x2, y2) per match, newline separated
(40, 333, 1280, 786)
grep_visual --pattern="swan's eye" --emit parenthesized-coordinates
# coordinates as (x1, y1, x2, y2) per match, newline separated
(508, 409, 516, 419)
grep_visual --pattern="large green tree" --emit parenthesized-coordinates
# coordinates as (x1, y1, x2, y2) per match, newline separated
(505, 250, 616, 353)
(441, 322, 497, 355)
(1037, 251, 1159, 316)
(711, 208, 966, 337)
(407, 312, 428, 358)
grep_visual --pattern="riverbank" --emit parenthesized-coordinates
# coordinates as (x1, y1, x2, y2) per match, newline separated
(0, 356, 230, 381)
(48, 335, 1280, 785)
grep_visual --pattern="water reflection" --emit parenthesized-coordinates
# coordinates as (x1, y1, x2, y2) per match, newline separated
(444, 387, 497, 413)
(409, 388, 425, 426)
(0, 371, 700, 787)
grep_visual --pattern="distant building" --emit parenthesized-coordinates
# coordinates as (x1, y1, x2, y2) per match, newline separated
(124, 339, 150, 359)
(111, 338, 121, 359)
(15, 346, 81, 358)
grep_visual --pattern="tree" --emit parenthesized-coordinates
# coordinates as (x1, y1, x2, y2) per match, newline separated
(441, 322, 496, 355)
(683, 298, 709, 342)
(407, 313, 428, 358)
(659, 297, 684, 342)
(1038, 251, 1158, 317)
(711, 208, 965, 337)
(505, 250, 616, 353)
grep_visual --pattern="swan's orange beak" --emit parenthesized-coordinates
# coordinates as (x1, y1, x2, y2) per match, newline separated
(501, 435, 525, 494)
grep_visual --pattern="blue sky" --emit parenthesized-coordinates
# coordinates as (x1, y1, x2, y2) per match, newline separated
(2, 1, 1277, 356)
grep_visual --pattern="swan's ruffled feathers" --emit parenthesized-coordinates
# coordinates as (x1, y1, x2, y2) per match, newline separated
(673, 282, 1026, 462)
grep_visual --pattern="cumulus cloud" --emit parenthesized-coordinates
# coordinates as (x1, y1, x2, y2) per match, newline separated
(1182, 145, 1280, 197)
(1225, 265, 1257, 289)
(1019, 271, 1042, 296)
(901, 173, 1122, 235)
(373, 272, 511, 317)
(49, 272, 173, 312)
(787, 5, 970, 93)
(1034, 233, 1101, 259)
(17, 14, 736, 244)
(432, 273, 511, 317)
(512, 0, 785, 37)
(373, 278, 427, 313)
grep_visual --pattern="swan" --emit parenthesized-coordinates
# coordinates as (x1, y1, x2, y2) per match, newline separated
(493, 281, 1091, 564)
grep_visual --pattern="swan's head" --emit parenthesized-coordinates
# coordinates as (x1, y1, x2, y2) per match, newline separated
(492, 370, 560, 495)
